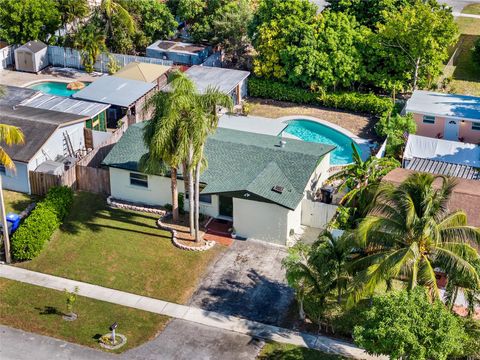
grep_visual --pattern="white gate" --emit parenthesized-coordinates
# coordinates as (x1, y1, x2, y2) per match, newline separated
(301, 199, 338, 229)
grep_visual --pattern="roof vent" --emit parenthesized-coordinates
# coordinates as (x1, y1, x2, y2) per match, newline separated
(272, 185, 284, 194)
(279, 139, 286, 148)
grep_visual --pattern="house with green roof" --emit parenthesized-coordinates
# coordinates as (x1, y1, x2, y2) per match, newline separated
(103, 123, 335, 244)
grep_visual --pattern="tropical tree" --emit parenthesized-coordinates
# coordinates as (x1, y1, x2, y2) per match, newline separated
(375, 113, 416, 158)
(444, 260, 480, 316)
(328, 144, 399, 206)
(0, 89, 25, 263)
(95, 0, 135, 53)
(354, 288, 467, 360)
(0, 0, 61, 44)
(73, 24, 106, 73)
(57, 0, 89, 30)
(349, 173, 480, 304)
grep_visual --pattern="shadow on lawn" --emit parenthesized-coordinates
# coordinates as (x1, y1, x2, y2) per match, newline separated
(36, 306, 64, 316)
(60, 192, 163, 237)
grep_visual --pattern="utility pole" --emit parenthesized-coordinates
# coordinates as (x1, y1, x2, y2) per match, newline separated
(0, 176, 11, 264)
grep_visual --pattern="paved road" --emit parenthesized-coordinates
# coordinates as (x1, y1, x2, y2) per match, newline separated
(0, 322, 263, 360)
(190, 240, 294, 327)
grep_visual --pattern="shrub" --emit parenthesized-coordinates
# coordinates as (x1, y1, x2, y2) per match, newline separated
(12, 186, 73, 261)
(473, 37, 480, 67)
(248, 77, 394, 117)
(375, 113, 416, 157)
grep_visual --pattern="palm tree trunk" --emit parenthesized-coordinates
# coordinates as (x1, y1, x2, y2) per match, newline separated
(194, 162, 201, 242)
(0, 176, 11, 264)
(170, 167, 179, 222)
(188, 144, 194, 237)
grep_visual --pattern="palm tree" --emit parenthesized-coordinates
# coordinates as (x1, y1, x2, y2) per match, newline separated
(73, 24, 106, 73)
(0, 121, 25, 264)
(98, 0, 135, 39)
(349, 173, 480, 304)
(329, 144, 399, 206)
(58, 0, 89, 30)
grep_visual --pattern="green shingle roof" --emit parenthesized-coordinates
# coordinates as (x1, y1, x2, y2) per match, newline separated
(103, 123, 335, 209)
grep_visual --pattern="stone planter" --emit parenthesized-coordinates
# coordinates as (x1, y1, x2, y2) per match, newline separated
(62, 312, 78, 321)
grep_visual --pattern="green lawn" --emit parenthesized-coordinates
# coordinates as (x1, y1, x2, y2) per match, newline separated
(0, 278, 169, 353)
(2, 190, 37, 214)
(17, 192, 224, 304)
(258, 343, 348, 360)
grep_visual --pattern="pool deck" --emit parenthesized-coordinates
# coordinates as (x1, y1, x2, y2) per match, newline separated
(0, 67, 101, 88)
(219, 114, 371, 161)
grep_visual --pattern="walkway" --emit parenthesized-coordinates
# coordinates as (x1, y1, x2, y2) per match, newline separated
(0, 265, 381, 360)
(453, 11, 480, 18)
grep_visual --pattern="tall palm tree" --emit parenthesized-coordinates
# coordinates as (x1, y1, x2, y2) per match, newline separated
(329, 144, 399, 206)
(73, 24, 106, 73)
(58, 0, 90, 30)
(0, 121, 25, 264)
(349, 173, 480, 304)
(98, 0, 135, 39)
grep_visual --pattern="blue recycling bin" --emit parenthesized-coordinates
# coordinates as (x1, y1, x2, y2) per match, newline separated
(6, 213, 20, 232)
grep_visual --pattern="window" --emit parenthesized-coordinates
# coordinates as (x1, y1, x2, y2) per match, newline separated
(130, 173, 148, 188)
(422, 115, 435, 124)
(185, 192, 212, 204)
(472, 122, 480, 131)
(0, 165, 5, 175)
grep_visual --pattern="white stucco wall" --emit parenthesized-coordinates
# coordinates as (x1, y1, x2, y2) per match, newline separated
(304, 153, 330, 197)
(109, 168, 220, 217)
(233, 198, 291, 245)
(28, 122, 86, 171)
(287, 202, 302, 235)
(1, 161, 30, 193)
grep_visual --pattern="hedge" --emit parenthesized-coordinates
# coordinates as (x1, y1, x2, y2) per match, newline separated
(12, 186, 73, 261)
(248, 77, 394, 118)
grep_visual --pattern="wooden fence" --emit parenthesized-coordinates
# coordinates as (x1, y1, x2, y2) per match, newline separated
(29, 124, 127, 196)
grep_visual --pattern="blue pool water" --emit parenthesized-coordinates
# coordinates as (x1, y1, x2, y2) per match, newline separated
(28, 81, 89, 97)
(283, 120, 360, 165)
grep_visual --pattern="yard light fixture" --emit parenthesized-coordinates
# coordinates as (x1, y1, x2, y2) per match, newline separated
(110, 322, 118, 345)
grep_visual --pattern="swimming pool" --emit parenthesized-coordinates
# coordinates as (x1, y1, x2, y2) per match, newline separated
(282, 119, 361, 165)
(28, 81, 89, 97)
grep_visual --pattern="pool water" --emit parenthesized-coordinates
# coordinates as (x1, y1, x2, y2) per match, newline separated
(283, 120, 360, 165)
(28, 81, 89, 97)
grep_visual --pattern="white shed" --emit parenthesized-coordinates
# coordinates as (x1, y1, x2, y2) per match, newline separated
(14, 41, 49, 73)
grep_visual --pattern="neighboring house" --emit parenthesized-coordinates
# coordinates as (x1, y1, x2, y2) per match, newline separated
(102, 123, 335, 245)
(14, 41, 49, 73)
(72, 76, 156, 127)
(0, 106, 88, 193)
(163, 65, 250, 106)
(405, 90, 480, 143)
(146, 40, 212, 66)
(403, 134, 480, 180)
(384, 168, 480, 228)
(113, 61, 171, 90)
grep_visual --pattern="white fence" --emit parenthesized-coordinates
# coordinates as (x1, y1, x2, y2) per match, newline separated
(0, 45, 15, 70)
(47, 46, 173, 73)
(301, 199, 338, 229)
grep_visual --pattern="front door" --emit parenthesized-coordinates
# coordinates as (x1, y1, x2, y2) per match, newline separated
(444, 119, 459, 141)
(218, 195, 233, 218)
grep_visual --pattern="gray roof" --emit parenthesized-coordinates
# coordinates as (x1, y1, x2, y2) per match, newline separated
(405, 157, 480, 180)
(103, 123, 334, 209)
(72, 76, 156, 108)
(406, 90, 480, 123)
(164, 66, 250, 95)
(0, 86, 38, 106)
(0, 105, 87, 163)
(18, 40, 47, 53)
(21, 93, 110, 118)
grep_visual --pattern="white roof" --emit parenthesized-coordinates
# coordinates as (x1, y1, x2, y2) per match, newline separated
(404, 135, 480, 168)
(406, 90, 480, 123)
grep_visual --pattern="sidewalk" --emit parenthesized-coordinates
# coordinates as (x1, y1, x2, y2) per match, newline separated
(453, 11, 480, 18)
(0, 265, 381, 360)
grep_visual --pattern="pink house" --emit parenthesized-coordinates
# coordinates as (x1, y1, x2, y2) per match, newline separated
(405, 90, 480, 144)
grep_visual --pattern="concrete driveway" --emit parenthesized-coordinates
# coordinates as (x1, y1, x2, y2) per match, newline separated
(189, 240, 295, 327)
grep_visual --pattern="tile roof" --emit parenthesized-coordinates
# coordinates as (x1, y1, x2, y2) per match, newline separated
(383, 168, 480, 227)
(0, 105, 88, 163)
(72, 76, 156, 107)
(406, 90, 480, 122)
(103, 123, 335, 209)
(405, 157, 480, 180)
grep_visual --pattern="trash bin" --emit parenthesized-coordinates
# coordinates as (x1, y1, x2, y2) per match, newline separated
(0, 221, 13, 236)
(6, 213, 20, 232)
(320, 186, 335, 204)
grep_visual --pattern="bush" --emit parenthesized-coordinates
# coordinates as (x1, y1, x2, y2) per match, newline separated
(12, 186, 73, 261)
(248, 77, 394, 117)
(375, 113, 416, 157)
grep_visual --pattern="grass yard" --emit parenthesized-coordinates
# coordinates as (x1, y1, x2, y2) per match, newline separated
(0, 278, 169, 353)
(258, 343, 348, 360)
(247, 98, 376, 139)
(462, 4, 480, 15)
(17, 191, 225, 304)
(2, 190, 37, 214)
(440, 16, 480, 95)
